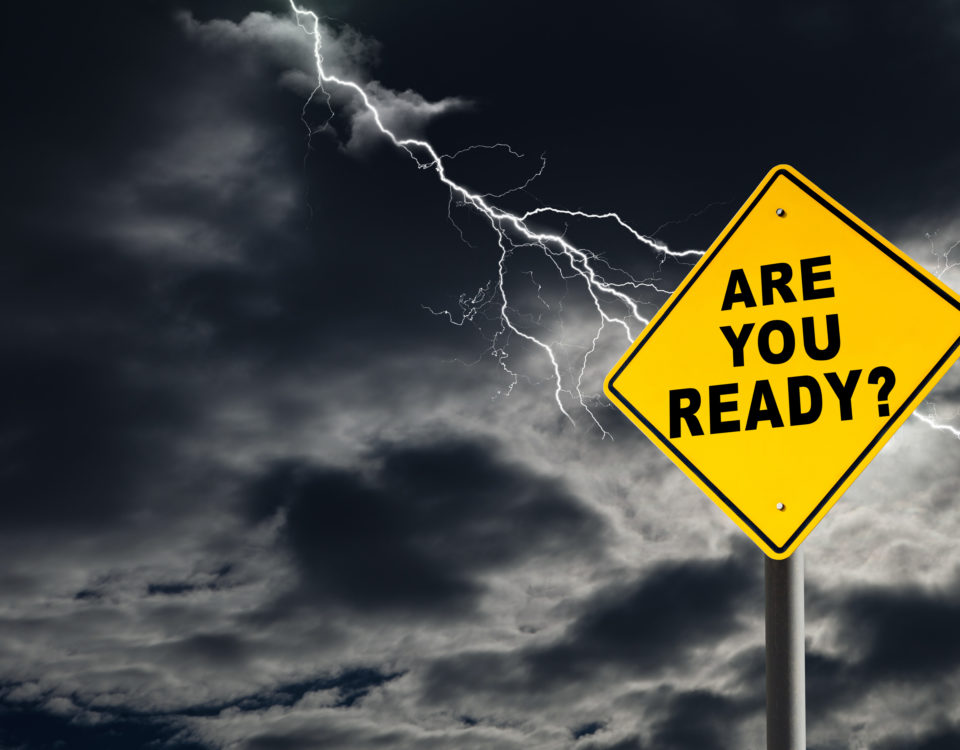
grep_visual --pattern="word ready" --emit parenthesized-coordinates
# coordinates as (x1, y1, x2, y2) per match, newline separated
(605, 165, 960, 559)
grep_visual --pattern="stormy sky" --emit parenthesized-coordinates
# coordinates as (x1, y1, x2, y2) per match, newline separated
(3, 2, 960, 749)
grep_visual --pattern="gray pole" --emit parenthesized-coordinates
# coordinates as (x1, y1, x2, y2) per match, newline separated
(765, 550, 805, 750)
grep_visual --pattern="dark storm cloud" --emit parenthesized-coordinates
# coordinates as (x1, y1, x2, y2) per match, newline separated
(176, 667, 401, 715)
(424, 552, 760, 698)
(3, 0, 478, 388)
(358, 0, 960, 246)
(572, 720, 605, 739)
(803, 649, 857, 718)
(692, 570, 960, 742)
(147, 564, 234, 596)
(247, 437, 606, 616)
(0, 698, 208, 750)
(873, 726, 960, 750)
(0, 240, 199, 531)
(646, 688, 758, 750)
(526, 553, 759, 680)
(580, 736, 644, 750)
(148, 582, 208, 596)
(0, 668, 398, 750)
(835, 575, 960, 680)
(926, 383, 960, 405)
(0, 0, 476, 540)
(167, 632, 250, 666)
(241, 726, 399, 750)
(243, 730, 336, 750)
(793, 573, 960, 736)
(0, 2, 311, 538)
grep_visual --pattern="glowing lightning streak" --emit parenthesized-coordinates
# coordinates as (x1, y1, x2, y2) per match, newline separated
(909, 233, 960, 440)
(289, 0, 692, 435)
(912, 409, 960, 438)
(289, 1, 960, 442)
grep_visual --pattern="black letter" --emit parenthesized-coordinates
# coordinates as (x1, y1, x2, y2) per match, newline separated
(720, 323, 755, 367)
(760, 263, 798, 305)
(800, 255, 835, 300)
(670, 388, 704, 438)
(745, 379, 785, 431)
(709, 383, 740, 434)
(802, 314, 841, 360)
(757, 320, 796, 364)
(720, 269, 757, 310)
(824, 369, 861, 421)
(788, 375, 822, 426)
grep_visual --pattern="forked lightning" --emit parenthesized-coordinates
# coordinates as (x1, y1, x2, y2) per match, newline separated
(288, 1, 958, 440)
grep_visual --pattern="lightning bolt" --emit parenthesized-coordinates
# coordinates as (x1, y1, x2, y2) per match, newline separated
(912, 408, 960, 438)
(288, 1, 960, 441)
(926, 230, 960, 280)
(288, 0, 698, 437)
(910, 231, 960, 439)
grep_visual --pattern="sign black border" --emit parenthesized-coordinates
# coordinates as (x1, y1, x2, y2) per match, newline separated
(607, 168, 960, 555)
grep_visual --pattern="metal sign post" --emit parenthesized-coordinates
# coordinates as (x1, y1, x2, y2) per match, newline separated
(765, 550, 805, 750)
(602, 164, 960, 746)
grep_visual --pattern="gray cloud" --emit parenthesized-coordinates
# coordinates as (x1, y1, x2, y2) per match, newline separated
(837, 577, 960, 681)
(178, 9, 469, 153)
(247, 436, 607, 617)
(423, 551, 761, 705)
(872, 726, 960, 750)
(646, 689, 754, 750)
(581, 736, 645, 750)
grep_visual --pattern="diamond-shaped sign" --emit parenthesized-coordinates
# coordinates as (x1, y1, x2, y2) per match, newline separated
(605, 165, 960, 559)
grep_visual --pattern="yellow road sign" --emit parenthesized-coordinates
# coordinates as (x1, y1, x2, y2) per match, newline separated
(605, 165, 960, 559)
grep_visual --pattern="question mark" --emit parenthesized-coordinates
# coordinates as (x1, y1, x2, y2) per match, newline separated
(868, 366, 895, 417)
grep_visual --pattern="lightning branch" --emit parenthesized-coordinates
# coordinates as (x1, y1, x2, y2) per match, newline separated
(288, 1, 959, 441)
